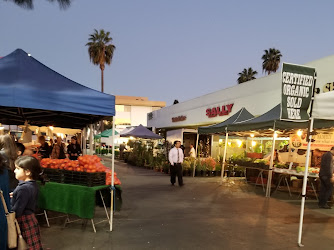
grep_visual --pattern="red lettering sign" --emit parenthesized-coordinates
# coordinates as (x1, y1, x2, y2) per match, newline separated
(172, 116, 187, 122)
(206, 103, 234, 118)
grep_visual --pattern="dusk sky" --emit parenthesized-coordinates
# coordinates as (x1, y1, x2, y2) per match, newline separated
(1, 1, 334, 106)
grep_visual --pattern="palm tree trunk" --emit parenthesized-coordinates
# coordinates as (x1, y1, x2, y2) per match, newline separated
(100, 66, 105, 132)
(101, 68, 104, 93)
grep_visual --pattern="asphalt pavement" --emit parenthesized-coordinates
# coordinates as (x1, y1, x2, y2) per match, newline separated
(40, 159, 334, 250)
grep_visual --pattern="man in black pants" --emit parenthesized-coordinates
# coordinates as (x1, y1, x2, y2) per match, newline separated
(318, 146, 334, 209)
(168, 140, 184, 186)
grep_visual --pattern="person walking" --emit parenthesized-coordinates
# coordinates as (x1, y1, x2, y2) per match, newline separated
(169, 140, 184, 186)
(318, 146, 334, 209)
(119, 142, 126, 159)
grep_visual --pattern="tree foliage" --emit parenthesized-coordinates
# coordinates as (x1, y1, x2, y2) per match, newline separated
(5, 0, 71, 9)
(86, 29, 116, 93)
(237, 67, 258, 84)
(261, 48, 282, 75)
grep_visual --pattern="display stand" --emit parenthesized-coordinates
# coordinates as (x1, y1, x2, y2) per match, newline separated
(63, 190, 110, 233)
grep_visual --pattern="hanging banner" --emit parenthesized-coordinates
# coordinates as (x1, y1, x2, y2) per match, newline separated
(281, 63, 316, 121)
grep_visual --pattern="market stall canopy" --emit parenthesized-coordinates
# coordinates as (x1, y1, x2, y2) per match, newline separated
(119, 126, 135, 135)
(198, 107, 254, 134)
(0, 49, 115, 128)
(227, 104, 334, 134)
(313, 91, 334, 120)
(94, 129, 119, 139)
(120, 124, 162, 139)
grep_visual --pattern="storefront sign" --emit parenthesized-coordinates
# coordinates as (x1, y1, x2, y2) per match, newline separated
(172, 115, 187, 122)
(323, 82, 334, 93)
(206, 104, 233, 118)
(290, 132, 334, 151)
(281, 63, 316, 121)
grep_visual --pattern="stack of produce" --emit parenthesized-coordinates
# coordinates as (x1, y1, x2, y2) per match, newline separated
(40, 155, 121, 186)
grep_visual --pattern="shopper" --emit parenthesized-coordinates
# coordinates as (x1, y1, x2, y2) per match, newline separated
(318, 146, 334, 209)
(67, 136, 82, 160)
(11, 156, 45, 249)
(38, 135, 50, 159)
(169, 140, 184, 186)
(16, 142, 26, 156)
(0, 153, 10, 250)
(0, 134, 18, 191)
(189, 144, 196, 158)
(119, 142, 126, 159)
(51, 137, 66, 159)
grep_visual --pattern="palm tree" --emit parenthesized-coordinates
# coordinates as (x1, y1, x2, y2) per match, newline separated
(86, 29, 116, 93)
(261, 48, 282, 75)
(237, 67, 258, 84)
(6, 0, 71, 9)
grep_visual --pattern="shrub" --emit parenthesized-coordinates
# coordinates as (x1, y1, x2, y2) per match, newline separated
(201, 157, 217, 171)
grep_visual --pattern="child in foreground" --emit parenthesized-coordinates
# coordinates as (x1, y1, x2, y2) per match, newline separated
(11, 156, 45, 250)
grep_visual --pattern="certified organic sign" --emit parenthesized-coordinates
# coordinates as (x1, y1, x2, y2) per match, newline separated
(281, 63, 316, 121)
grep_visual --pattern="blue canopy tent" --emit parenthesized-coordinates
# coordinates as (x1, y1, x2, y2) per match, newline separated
(0, 49, 115, 128)
(0, 48, 117, 231)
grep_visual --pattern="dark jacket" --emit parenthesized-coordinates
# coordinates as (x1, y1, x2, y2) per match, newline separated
(39, 142, 50, 158)
(0, 150, 18, 191)
(0, 168, 10, 250)
(67, 144, 82, 160)
(11, 180, 39, 217)
(320, 151, 333, 177)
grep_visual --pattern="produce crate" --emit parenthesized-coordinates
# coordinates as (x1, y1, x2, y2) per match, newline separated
(43, 168, 64, 183)
(63, 170, 106, 187)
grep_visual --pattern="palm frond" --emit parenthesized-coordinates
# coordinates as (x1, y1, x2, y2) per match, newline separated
(8, 0, 71, 9)
(237, 67, 257, 84)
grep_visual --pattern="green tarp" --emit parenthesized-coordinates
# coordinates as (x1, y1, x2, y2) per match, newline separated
(226, 104, 334, 133)
(38, 182, 109, 219)
(94, 129, 119, 139)
(198, 107, 254, 134)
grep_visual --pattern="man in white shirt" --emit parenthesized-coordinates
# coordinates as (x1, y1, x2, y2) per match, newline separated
(189, 144, 196, 158)
(169, 140, 184, 186)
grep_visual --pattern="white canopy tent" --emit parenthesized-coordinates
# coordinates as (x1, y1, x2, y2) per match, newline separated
(313, 91, 334, 120)
(298, 91, 334, 246)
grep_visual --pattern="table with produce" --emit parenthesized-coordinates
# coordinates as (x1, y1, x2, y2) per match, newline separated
(227, 155, 319, 190)
(38, 155, 121, 219)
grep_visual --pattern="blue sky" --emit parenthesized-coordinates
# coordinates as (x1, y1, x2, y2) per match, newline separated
(1, 0, 334, 106)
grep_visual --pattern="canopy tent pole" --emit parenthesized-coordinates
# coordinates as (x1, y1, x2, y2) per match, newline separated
(220, 130, 229, 185)
(89, 124, 94, 155)
(80, 128, 84, 155)
(82, 127, 87, 155)
(297, 70, 317, 247)
(110, 118, 115, 231)
(192, 133, 200, 177)
(297, 118, 314, 246)
(265, 129, 276, 197)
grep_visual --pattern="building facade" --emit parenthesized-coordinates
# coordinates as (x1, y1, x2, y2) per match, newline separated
(147, 54, 334, 157)
(115, 95, 166, 131)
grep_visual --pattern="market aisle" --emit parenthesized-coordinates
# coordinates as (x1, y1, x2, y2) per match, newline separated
(40, 160, 334, 250)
